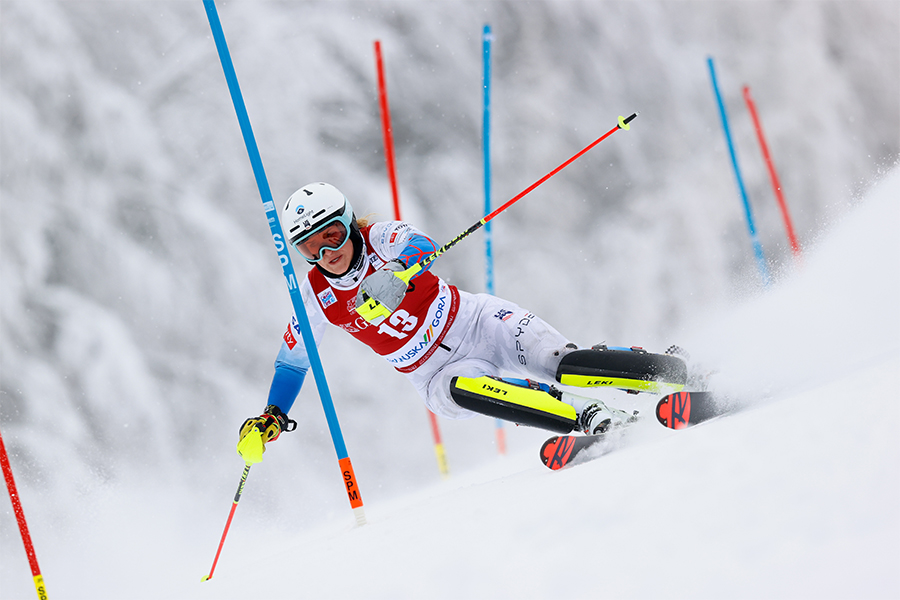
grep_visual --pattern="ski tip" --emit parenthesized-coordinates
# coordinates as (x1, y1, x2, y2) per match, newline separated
(540, 436, 560, 468)
(656, 391, 695, 429)
(540, 435, 578, 470)
(201, 575, 211, 582)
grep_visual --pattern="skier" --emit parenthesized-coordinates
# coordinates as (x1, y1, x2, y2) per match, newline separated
(237, 182, 683, 462)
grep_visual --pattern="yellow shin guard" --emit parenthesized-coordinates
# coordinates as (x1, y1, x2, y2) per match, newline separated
(449, 376, 577, 433)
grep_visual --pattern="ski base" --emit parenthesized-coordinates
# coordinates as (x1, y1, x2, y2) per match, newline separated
(540, 428, 631, 470)
(655, 391, 729, 429)
(541, 435, 596, 470)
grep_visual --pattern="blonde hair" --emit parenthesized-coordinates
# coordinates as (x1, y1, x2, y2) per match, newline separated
(357, 213, 376, 228)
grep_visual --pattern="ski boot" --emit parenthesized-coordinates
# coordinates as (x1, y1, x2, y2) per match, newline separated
(577, 399, 639, 435)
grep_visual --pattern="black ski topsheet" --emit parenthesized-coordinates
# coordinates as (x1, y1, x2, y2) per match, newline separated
(655, 391, 728, 429)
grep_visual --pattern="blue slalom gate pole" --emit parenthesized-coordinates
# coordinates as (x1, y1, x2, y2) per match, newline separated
(202, 0, 366, 525)
(707, 56, 770, 286)
(482, 24, 506, 455)
(483, 25, 495, 298)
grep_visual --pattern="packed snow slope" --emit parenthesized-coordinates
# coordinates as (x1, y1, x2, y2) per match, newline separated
(4, 166, 898, 600)
(1, 1, 899, 599)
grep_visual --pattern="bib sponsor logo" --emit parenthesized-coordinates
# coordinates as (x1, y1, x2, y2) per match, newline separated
(283, 324, 298, 349)
(386, 292, 447, 366)
(341, 300, 370, 331)
(317, 289, 337, 309)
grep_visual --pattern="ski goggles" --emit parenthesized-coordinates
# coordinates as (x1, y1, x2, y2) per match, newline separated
(293, 219, 350, 263)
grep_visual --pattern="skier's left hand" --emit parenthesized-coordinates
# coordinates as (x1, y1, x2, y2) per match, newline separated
(356, 260, 410, 324)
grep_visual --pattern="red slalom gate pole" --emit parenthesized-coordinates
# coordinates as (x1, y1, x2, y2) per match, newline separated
(374, 41, 403, 223)
(426, 411, 449, 478)
(0, 426, 49, 600)
(743, 85, 802, 259)
(374, 40, 450, 478)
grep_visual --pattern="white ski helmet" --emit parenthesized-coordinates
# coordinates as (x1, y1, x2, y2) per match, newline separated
(282, 182, 357, 263)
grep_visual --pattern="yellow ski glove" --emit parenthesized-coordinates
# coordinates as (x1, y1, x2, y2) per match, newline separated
(237, 405, 296, 464)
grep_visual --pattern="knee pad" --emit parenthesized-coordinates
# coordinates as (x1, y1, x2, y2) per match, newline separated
(449, 376, 577, 434)
(556, 346, 687, 393)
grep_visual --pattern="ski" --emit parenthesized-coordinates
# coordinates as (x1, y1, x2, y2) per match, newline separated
(541, 391, 730, 469)
(655, 390, 730, 429)
(540, 416, 636, 470)
(541, 434, 598, 470)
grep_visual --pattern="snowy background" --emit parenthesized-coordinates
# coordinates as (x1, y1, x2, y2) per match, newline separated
(1, 1, 898, 598)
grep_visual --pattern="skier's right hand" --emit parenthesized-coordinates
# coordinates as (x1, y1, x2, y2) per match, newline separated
(236, 405, 297, 464)
(356, 260, 421, 324)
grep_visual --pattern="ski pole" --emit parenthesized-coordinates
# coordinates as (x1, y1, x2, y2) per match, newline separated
(0, 426, 48, 600)
(202, 463, 251, 582)
(357, 112, 637, 322)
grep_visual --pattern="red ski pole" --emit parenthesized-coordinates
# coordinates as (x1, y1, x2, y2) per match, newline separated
(358, 113, 637, 322)
(202, 463, 251, 581)
(0, 426, 49, 600)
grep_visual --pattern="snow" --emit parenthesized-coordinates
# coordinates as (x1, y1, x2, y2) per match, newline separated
(1, 1, 899, 599)
(2, 172, 897, 600)
(206, 172, 898, 600)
